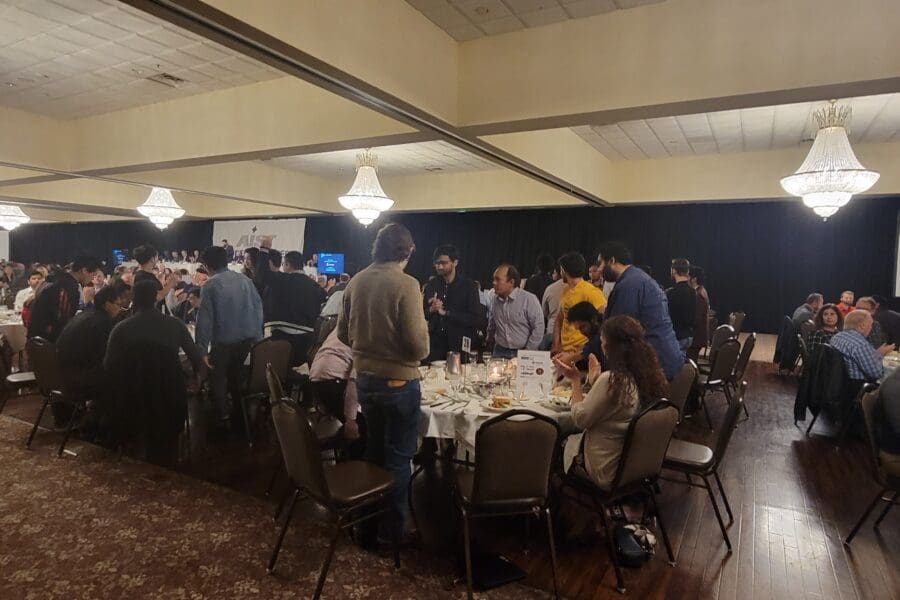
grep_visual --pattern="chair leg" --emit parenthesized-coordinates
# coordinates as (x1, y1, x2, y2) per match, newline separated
(701, 475, 732, 552)
(713, 470, 734, 522)
(273, 488, 291, 522)
(240, 397, 254, 448)
(407, 464, 424, 534)
(544, 508, 561, 600)
(0, 387, 9, 414)
(698, 388, 713, 431)
(461, 509, 475, 600)
(647, 484, 676, 566)
(26, 394, 51, 448)
(845, 489, 885, 545)
(873, 491, 899, 528)
(313, 518, 343, 600)
(57, 400, 83, 457)
(267, 488, 300, 573)
(805, 412, 819, 437)
(598, 506, 626, 594)
(265, 461, 283, 497)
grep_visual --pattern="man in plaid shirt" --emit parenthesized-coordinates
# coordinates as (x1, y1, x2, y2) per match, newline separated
(830, 310, 895, 383)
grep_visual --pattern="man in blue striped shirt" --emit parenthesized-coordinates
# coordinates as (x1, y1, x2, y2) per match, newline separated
(829, 310, 894, 383)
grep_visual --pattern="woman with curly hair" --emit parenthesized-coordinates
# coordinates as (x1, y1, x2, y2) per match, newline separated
(554, 315, 669, 488)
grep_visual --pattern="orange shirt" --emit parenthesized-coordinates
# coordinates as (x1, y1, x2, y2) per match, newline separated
(836, 302, 853, 317)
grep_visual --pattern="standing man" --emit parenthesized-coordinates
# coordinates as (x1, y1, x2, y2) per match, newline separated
(552, 252, 606, 356)
(687, 265, 710, 360)
(133, 244, 176, 303)
(488, 264, 544, 358)
(337, 223, 429, 546)
(524, 253, 555, 304)
(598, 241, 683, 379)
(222, 239, 235, 262)
(666, 258, 697, 354)
(540, 265, 564, 350)
(196, 245, 263, 432)
(254, 236, 326, 367)
(28, 256, 102, 342)
(422, 244, 484, 362)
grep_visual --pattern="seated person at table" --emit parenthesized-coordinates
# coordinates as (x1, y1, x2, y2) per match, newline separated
(855, 296, 885, 348)
(809, 303, 843, 349)
(14, 270, 43, 312)
(552, 252, 606, 356)
(792, 293, 823, 327)
(836, 290, 855, 317)
(179, 288, 201, 325)
(309, 328, 362, 448)
(56, 286, 124, 431)
(872, 295, 900, 347)
(876, 369, 900, 478)
(829, 310, 894, 385)
(554, 301, 601, 368)
(28, 256, 102, 343)
(487, 263, 543, 359)
(554, 315, 668, 489)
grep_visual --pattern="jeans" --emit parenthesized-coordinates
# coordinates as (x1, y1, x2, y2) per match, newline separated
(208, 339, 253, 420)
(356, 374, 421, 540)
(492, 345, 519, 359)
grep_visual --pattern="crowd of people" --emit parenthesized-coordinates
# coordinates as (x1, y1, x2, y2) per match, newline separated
(7, 222, 900, 552)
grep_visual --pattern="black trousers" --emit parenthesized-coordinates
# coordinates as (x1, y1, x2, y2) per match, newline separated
(208, 339, 253, 421)
(270, 330, 314, 368)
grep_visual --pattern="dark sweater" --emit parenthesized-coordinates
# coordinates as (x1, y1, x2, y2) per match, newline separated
(254, 248, 326, 334)
(27, 270, 80, 342)
(104, 309, 202, 375)
(422, 274, 485, 356)
(666, 281, 697, 340)
(56, 308, 115, 389)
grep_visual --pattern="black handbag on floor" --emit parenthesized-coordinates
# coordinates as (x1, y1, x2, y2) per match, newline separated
(614, 524, 649, 567)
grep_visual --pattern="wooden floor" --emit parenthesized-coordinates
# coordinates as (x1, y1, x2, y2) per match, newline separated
(3, 361, 898, 599)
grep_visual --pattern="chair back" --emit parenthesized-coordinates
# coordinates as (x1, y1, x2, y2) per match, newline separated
(270, 398, 330, 502)
(609, 400, 679, 492)
(668, 360, 697, 419)
(731, 333, 756, 382)
(708, 324, 735, 362)
(799, 319, 816, 343)
(708, 338, 740, 382)
(247, 337, 292, 396)
(27, 337, 63, 396)
(471, 410, 560, 507)
(728, 311, 746, 336)
(712, 381, 747, 468)
(858, 384, 886, 485)
(707, 315, 718, 346)
(265, 362, 286, 405)
(796, 333, 809, 365)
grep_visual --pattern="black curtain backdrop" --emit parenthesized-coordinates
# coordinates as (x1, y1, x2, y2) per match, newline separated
(303, 197, 899, 334)
(10, 219, 214, 268)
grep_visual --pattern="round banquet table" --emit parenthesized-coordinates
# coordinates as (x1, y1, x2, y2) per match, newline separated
(419, 378, 576, 449)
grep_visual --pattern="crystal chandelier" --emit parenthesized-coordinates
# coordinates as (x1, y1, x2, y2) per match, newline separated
(780, 100, 880, 219)
(338, 150, 393, 226)
(0, 204, 30, 231)
(137, 186, 185, 230)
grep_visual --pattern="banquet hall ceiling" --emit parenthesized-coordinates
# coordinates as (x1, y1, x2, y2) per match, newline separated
(0, 0, 898, 224)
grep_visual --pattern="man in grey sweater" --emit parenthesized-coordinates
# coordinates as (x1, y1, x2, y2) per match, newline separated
(338, 222, 429, 545)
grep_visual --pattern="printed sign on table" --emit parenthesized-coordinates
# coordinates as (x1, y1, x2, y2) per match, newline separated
(516, 350, 553, 398)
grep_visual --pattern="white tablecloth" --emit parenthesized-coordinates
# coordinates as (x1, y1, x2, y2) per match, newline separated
(0, 320, 26, 354)
(419, 382, 575, 448)
(120, 261, 244, 274)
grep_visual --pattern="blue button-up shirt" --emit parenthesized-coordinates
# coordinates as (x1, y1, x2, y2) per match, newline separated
(604, 266, 684, 379)
(195, 269, 263, 353)
(829, 329, 884, 382)
(488, 287, 544, 351)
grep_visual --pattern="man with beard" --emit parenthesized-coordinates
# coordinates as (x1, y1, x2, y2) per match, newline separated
(422, 244, 485, 362)
(598, 241, 683, 379)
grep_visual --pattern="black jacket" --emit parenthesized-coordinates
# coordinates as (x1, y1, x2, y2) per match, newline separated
(254, 248, 326, 335)
(56, 309, 115, 390)
(27, 270, 80, 342)
(793, 344, 856, 422)
(422, 274, 485, 355)
(665, 281, 697, 340)
(875, 307, 900, 347)
(524, 272, 554, 306)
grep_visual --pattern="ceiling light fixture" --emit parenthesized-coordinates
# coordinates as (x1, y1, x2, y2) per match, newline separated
(137, 186, 185, 230)
(338, 150, 393, 226)
(780, 100, 880, 220)
(0, 204, 30, 231)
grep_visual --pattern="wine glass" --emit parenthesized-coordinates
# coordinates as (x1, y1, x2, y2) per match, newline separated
(446, 352, 462, 399)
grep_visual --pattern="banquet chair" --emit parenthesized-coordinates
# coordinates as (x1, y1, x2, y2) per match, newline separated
(560, 400, 679, 594)
(795, 333, 809, 373)
(662, 382, 746, 552)
(798, 319, 816, 345)
(726, 333, 755, 419)
(698, 324, 735, 374)
(240, 337, 291, 447)
(267, 395, 396, 600)
(25, 337, 83, 456)
(727, 311, 746, 337)
(696, 338, 741, 430)
(0, 336, 35, 414)
(452, 410, 561, 600)
(845, 385, 899, 544)
(668, 360, 698, 422)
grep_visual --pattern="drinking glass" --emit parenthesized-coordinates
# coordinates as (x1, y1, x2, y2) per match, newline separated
(446, 352, 462, 398)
